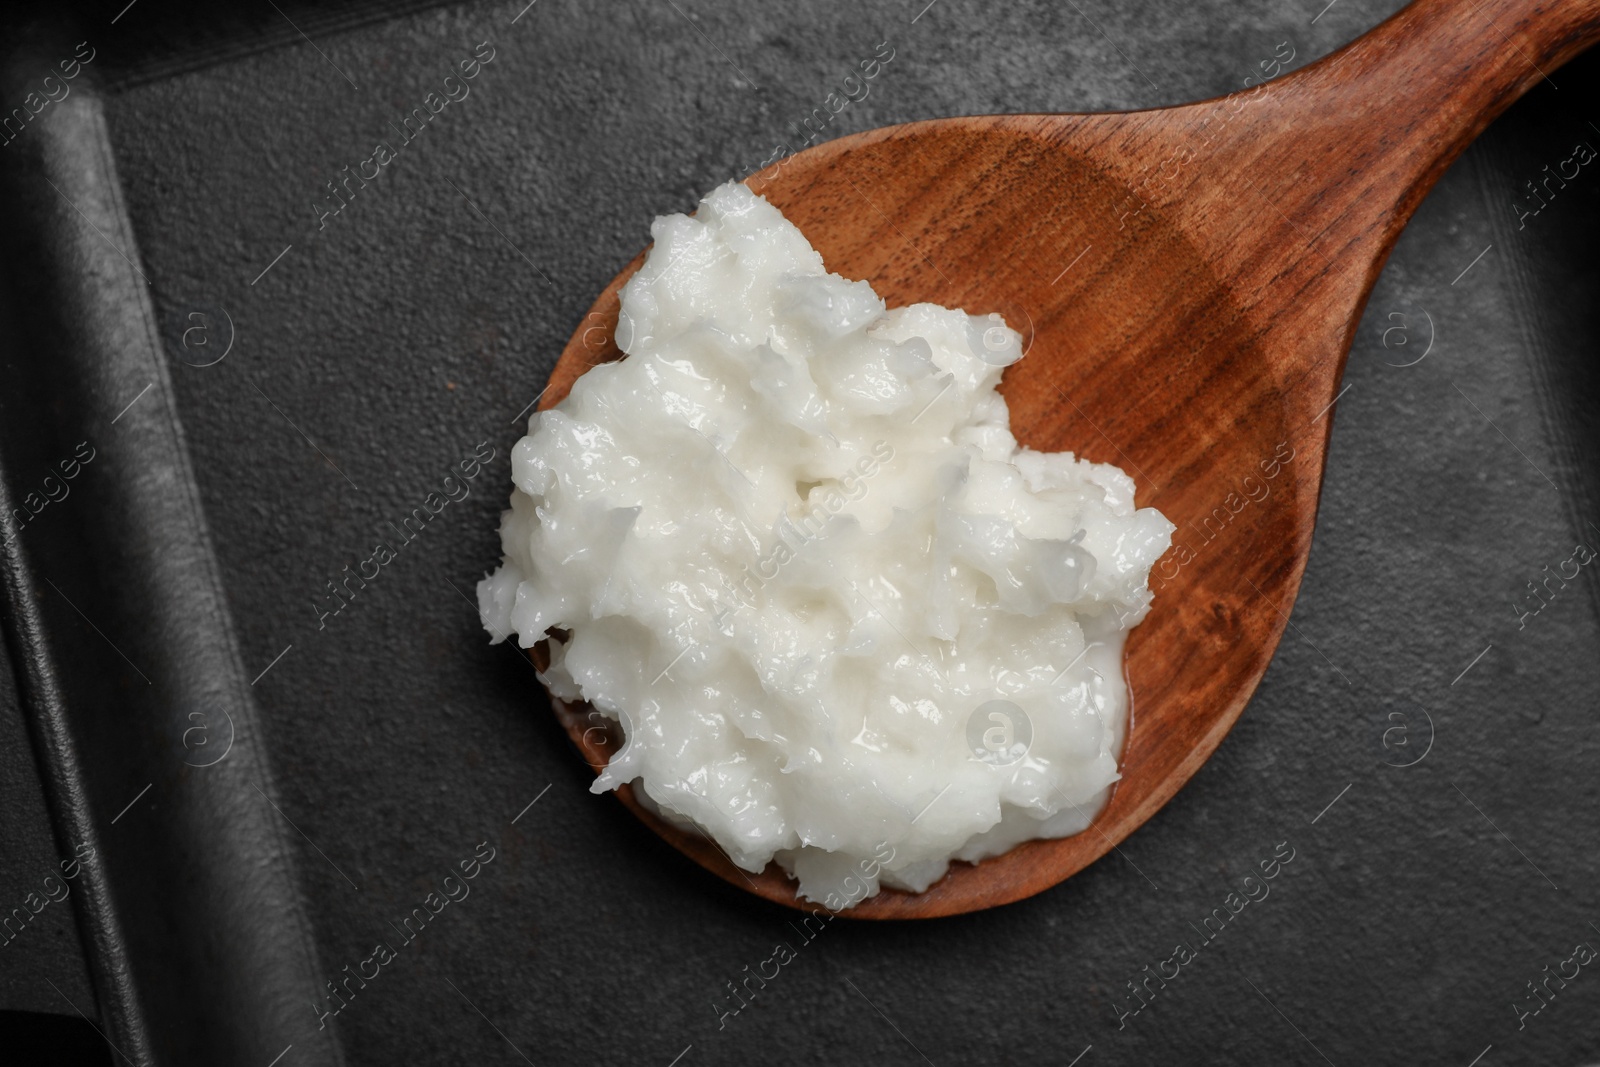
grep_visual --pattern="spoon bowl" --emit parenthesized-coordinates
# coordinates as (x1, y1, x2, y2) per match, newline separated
(533, 0, 1600, 917)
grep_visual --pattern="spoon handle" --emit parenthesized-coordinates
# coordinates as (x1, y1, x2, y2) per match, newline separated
(1117, 0, 1600, 378)
(1268, 0, 1600, 245)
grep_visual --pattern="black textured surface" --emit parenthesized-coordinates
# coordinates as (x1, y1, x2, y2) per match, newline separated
(2, 0, 1598, 1064)
(0, 639, 97, 1019)
(0, 59, 340, 1067)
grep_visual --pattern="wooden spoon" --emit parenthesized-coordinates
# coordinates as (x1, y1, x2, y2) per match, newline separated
(533, 0, 1600, 918)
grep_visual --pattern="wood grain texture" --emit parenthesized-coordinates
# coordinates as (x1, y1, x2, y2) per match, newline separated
(533, 0, 1600, 918)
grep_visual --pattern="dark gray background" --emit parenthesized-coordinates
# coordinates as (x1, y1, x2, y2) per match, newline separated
(4, 0, 1599, 1063)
